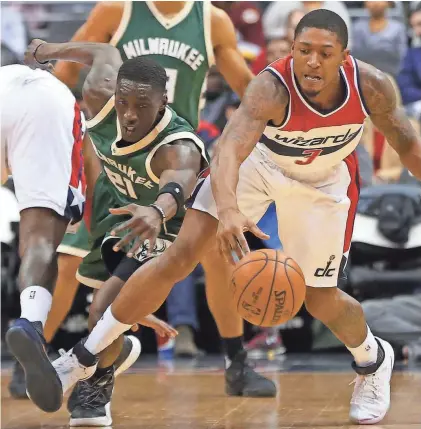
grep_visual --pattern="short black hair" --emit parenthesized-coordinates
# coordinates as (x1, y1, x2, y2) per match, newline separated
(117, 56, 167, 93)
(294, 9, 348, 49)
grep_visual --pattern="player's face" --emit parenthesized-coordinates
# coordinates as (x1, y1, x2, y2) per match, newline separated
(292, 28, 348, 98)
(115, 79, 166, 143)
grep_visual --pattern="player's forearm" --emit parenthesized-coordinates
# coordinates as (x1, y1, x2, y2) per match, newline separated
(398, 140, 421, 180)
(210, 143, 243, 214)
(35, 42, 119, 69)
(155, 169, 199, 220)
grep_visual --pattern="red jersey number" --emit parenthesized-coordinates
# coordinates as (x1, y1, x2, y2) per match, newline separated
(295, 149, 323, 165)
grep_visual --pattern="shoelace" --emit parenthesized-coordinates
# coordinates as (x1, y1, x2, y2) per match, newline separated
(74, 374, 113, 409)
(349, 374, 380, 404)
(55, 349, 89, 380)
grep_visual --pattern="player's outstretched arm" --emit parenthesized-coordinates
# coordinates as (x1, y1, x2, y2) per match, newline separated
(211, 6, 254, 99)
(53, 2, 123, 88)
(25, 39, 122, 118)
(110, 140, 203, 256)
(359, 62, 421, 180)
(211, 72, 287, 263)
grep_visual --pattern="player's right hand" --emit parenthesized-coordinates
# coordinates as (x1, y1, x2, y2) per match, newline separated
(138, 315, 178, 338)
(109, 204, 162, 257)
(24, 39, 51, 70)
(217, 208, 269, 265)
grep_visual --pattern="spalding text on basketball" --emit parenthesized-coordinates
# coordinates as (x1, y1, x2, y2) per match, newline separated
(271, 290, 287, 325)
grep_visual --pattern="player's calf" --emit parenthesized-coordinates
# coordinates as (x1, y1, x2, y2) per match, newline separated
(304, 287, 394, 424)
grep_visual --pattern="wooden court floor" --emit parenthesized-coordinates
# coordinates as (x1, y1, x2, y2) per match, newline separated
(1, 359, 420, 429)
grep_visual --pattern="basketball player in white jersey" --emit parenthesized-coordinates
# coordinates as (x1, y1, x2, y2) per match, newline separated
(0, 64, 86, 412)
(38, 9, 421, 424)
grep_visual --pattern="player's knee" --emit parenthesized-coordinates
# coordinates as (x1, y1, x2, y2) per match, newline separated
(58, 253, 82, 279)
(20, 235, 56, 268)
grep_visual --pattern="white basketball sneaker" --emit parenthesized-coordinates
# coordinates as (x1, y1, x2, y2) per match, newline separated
(53, 341, 98, 396)
(349, 337, 394, 425)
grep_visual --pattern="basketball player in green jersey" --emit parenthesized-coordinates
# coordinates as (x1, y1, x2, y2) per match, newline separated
(24, 38, 207, 422)
(35, 0, 271, 406)
(43, 1, 253, 345)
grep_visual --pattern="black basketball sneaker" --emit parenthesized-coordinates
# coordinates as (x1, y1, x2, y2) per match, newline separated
(225, 350, 277, 397)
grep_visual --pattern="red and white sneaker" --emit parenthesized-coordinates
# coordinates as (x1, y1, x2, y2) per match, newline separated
(245, 329, 286, 359)
(349, 338, 394, 425)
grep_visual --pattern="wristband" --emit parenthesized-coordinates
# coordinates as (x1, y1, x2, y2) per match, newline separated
(157, 182, 184, 213)
(33, 43, 49, 65)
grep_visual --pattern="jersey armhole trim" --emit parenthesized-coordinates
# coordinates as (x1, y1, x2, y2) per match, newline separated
(351, 57, 370, 117)
(87, 96, 115, 129)
(203, 2, 215, 67)
(109, 1, 132, 47)
(145, 131, 209, 184)
(263, 68, 291, 129)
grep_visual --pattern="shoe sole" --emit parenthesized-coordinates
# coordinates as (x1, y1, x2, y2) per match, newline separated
(226, 388, 277, 398)
(350, 339, 395, 425)
(115, 335, 141, 377)
(70, 402, 112, 427)
(226, 383, 277, 398)
(6, 326, 62, 412)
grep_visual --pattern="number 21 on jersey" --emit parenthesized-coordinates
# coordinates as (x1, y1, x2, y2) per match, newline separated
(104, 165, 137, 198)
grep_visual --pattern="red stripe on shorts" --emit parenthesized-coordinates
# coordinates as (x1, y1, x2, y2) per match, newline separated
(343, 151, 360, 253)
(69, 102, 86, 194)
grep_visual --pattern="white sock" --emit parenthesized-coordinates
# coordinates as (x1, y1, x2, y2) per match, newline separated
(347, 325, 378, 367)
(20, 286, 52, 328)
(84, 306, 132, 355)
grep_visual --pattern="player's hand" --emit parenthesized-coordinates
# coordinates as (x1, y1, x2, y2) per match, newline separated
(217, 208, 269, 265)
(109, 204, 162, 257)
(138, 315, 178, 338)
(24, 39, 53, 71)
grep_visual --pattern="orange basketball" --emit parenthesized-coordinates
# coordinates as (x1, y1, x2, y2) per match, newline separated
(230, 249, 306, 327)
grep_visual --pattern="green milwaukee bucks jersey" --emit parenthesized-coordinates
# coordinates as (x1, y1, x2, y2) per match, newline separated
(110, 1, 214, 129)
(87, 99, 208, 243)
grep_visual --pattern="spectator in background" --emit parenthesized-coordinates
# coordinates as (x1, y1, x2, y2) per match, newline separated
(286, 9, 306, 44)
(1, 4, 27, 62)
(200, 66, 233, 133)
(397, 3, 421, 122)
(214, 1, 265, 49)
(263, 1, 352, 47)
(352, 1, 407, 79)
(266, 37, 291, 64)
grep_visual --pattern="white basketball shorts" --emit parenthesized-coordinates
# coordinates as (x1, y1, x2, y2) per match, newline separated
(0, 65, 85, 222)
(189, 147, 360, 288)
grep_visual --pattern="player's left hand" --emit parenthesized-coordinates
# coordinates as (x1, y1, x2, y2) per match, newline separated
(24, 39, 53, 71)
(138, 314, 178, 338)
(109, 204, 162, 257)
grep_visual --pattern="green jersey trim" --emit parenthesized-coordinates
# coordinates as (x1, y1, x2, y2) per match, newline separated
(110, 107, 173, 156)
(110, 2, 132, 47)
(87, 96, 115, 129)
(146, 1, 195, 30)
(203, 1, 215, 67)
(144, 131, 209, 184)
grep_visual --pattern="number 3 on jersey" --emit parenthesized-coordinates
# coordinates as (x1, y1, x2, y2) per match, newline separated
(295, 149, 323, 165)
(165, 68, 178, 104)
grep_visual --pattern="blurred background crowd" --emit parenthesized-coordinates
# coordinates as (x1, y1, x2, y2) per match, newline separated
(1, 1, 421, 373)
